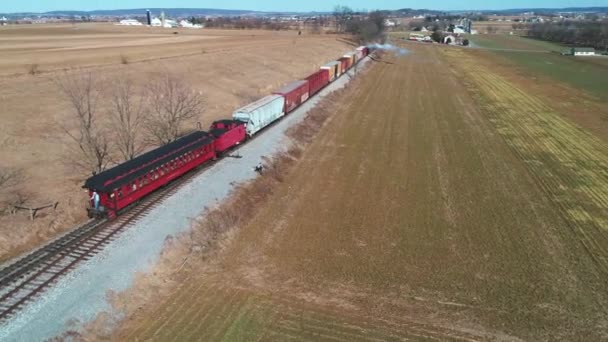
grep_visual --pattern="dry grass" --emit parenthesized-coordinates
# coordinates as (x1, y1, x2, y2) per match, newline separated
(73, 75, 355, 342)
(107, 43, 608, 341)
(27, 63, 39, 75)
(0, 23, 352, 262)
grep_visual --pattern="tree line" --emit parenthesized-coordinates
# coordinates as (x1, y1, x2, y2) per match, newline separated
(333, 6, 387, 42)
(202, 17, 291, 30)
(525, 20, 608, 51)
(56, 71, 205, 175)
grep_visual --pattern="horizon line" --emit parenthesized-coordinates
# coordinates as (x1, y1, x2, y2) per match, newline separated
(1, 5, 607, 15)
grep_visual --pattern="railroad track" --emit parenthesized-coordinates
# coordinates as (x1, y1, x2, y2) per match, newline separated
(0, 124, 260, 324)
(0, 160, 212, 324)
(0, 57, 370, 325)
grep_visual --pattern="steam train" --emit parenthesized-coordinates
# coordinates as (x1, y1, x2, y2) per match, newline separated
(84, 46, 370, 219)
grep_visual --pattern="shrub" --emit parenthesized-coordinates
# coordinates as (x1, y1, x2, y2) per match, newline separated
(28, 64, 39, 75)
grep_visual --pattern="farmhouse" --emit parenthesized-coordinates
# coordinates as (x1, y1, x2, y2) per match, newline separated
(571, 47, 595, 56)
(443, 34, 457, 44)
(118, 19, 143, 26)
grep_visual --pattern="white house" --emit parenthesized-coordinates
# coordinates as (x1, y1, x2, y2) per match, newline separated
(118, 19, 143, 26)
(384, 19, 396, 27)
(571, 47, 595, 56)
(180, 20, 203, 28)
(150, 17, 162, 26)
(163, 19, 178, 28)
(443, 35, 456, 45)
(453, 25, 466, 34)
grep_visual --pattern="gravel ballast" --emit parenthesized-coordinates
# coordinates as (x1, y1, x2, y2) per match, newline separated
(0, 57, 371, 341)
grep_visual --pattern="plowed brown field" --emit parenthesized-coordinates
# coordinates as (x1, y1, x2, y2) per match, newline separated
(112, 43, 608, 341)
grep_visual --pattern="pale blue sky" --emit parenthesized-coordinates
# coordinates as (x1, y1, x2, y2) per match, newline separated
(1, 1, 605, 13)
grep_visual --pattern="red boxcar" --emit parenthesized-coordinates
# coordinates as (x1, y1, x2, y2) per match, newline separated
(210, 119, 247, 154)
(337, 57, 350, 73)
(84, 131, 216, 218)
(356, 46, 369, 58)
(273, 80, 310, 114)
(305, 69, 329, 96)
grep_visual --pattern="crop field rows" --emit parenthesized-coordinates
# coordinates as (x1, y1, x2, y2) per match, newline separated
(444, 48, 608, 278)
(123, 280, 482, 341)
(113, 44, 608, 340)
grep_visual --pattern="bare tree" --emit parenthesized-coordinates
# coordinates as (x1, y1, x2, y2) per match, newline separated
(333, 5, 353, 33)
(0, 168, 21, 193)
(55, 71, 110, 174)
(310, 18, 322, 34)
(145, 72, 205, 145)
(0, 167, 25, 213)
(108, 77, 145, 161)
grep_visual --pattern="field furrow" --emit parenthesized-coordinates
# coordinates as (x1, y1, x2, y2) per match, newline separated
(445, 48, 608, 281)
(114, 43, 608, 341)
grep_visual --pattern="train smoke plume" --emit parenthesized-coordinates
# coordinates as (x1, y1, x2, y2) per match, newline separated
(367, 43, 409, 56)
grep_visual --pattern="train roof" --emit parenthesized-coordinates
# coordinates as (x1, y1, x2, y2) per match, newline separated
(321, 61, 340, 67)
(84, 131, 214, 192)
(234, 94, 283, 114)
(212, 119, 237, 125)
(273, 80, 308, 94)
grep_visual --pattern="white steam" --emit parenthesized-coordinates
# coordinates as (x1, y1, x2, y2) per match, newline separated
(367, 43, 409, 56)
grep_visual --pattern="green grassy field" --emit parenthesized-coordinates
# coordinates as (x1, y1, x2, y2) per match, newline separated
(471, 35, 608, 101)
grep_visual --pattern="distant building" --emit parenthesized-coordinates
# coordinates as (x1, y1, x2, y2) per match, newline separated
(163, 19, 178, 28)
(118, 19, 143, 26)
(384, 19, 396, 27)
(180, 20, 203, 28)
(571, 47, 595, 56)
(443, 35, 457, 44)
(151, 18, 162, 26)
(453, 25, 466, 34)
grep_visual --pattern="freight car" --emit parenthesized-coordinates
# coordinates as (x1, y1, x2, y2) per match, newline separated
(337, 57, 350, 74)
(321, 61, 340, 81)
(273, 80, 309, 114)
(209, 119, 247, 154)
(306, 69, 330, 97)
(84, 46, 373, 218)
(233, 94, 285, 136)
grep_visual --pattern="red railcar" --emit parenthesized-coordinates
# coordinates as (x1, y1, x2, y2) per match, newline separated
(84, 131, 216, 218)
(273, 80, 310, 114)
(337, 57, 350, 73)
(305, 69, 330, 96)
(356, 46, 369, 58)
(210, 119, 247, 154)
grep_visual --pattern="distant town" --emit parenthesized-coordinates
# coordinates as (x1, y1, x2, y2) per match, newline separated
(1, 7, 607, 28)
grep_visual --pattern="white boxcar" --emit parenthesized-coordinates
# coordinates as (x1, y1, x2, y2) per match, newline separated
(233, 94, 285, 136)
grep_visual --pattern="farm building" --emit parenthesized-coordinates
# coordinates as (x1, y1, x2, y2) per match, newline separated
(571, 47, 595, 56)
(443, 35, 457, 44)
(118, 19, 143, 26)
